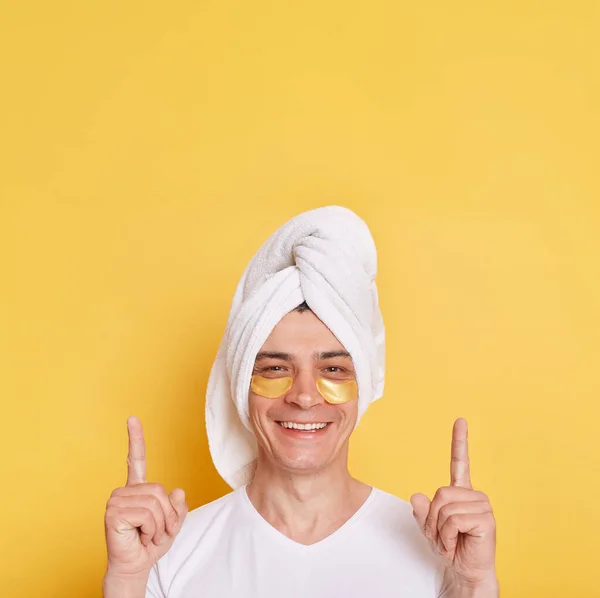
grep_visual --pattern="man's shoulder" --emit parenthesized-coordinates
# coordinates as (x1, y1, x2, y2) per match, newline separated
(369, 486, 447, 593)
(368, 486, 429, 539)
(182, 486, 242, 531)
(369, 486, 443, 568)
(151, 488, 243, 577)
(161, 487, 243, 564)
(371, 486, 415, 518)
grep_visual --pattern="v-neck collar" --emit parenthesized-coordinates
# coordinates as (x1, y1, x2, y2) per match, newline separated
(240, 484, 378, 552)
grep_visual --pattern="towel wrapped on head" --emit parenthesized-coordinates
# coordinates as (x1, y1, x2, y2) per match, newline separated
(205, 205, 386, 489)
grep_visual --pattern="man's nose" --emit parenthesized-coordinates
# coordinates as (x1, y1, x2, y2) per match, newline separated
(284, 371, 323, 409)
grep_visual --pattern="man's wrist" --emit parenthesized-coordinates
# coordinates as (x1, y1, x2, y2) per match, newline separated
(102, 570, 149, 598)
(452, 575, 499, 598)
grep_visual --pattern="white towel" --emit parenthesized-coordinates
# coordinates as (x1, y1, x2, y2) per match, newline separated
(205, 205, 386, 489)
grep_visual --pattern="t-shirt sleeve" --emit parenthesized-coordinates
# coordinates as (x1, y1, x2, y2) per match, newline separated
(145, 559, 168, 598)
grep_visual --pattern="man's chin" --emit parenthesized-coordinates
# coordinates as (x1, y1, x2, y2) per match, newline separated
(274, 455, 332, 474)
(258, 422, 348, 473)
(267, 441, 334, 472)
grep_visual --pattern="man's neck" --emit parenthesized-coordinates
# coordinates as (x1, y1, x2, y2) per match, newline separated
(246, 460, 372, 545)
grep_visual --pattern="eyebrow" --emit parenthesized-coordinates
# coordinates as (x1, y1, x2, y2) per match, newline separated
(318, 351, 352, 360)
(254, 351, 293, 362)
(254, 350, 352, 362)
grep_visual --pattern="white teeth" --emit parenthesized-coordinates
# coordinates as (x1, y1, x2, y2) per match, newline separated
(278, 422, 328, 430)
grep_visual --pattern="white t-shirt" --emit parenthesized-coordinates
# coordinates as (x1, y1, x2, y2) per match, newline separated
(146, 486, 451, 598)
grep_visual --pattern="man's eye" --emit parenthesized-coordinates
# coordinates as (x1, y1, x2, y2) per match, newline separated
(267, 366, 286, 372)
(325, 366, 343, 373)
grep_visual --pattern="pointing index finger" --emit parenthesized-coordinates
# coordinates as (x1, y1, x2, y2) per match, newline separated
(126, 415, 147, 486)
(450, 417, 472, 489)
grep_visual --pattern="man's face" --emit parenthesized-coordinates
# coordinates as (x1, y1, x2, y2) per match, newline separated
(248, 309, 358, 475)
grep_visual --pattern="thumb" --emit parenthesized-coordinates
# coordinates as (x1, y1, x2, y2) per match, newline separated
(410, 493, 431, 535)
(169, 488, 189, 531)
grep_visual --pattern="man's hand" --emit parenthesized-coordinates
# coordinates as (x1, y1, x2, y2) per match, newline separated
(103, 416, 188, 593)
(410, 418, 498, 596)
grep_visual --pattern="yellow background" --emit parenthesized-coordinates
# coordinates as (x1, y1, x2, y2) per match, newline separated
(1, 1, 598, 596)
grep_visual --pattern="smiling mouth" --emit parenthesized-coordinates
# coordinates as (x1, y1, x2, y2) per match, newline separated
(277, 421, 330, 432)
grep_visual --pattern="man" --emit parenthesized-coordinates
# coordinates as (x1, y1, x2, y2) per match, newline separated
(103, 207, 498, 597)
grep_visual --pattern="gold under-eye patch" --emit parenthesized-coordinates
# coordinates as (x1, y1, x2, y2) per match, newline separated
(250, 375, 358, 404)
(250, 376, 293, 399)
(316, 377, 358, 404)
